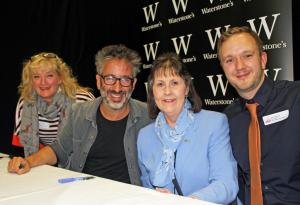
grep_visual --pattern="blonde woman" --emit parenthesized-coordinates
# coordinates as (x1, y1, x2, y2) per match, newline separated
(12, 52, 95, 157)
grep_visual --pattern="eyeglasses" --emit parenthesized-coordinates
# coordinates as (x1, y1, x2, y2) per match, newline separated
(30, 52, 60, 62)
(99, 74, 134, 87)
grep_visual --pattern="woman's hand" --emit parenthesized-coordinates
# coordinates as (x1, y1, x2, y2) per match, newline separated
(155, 188, 172, 194)
(7, 157, 31, 174)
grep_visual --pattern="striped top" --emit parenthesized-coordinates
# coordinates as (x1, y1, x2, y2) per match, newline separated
(13, 90, 95, 146)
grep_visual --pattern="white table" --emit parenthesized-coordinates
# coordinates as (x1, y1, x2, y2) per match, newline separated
(0, 154, 218, 205)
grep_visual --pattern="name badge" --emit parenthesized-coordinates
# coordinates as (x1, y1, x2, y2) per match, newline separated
(262, 110, 289, 126)
(39, 121, 50, 129)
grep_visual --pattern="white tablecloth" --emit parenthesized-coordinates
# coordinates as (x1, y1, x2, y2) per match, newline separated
(0, 153, 218, 205)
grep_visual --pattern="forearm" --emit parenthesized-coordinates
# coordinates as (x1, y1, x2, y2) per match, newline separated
(26, 146, 57, 168)
(189, 179, 237, 204)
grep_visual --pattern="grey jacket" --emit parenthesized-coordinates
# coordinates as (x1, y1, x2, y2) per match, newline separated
(50, 97, 152, 186)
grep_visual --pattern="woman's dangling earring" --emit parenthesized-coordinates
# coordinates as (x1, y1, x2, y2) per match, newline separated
(57, 86, 62, 93)
(184, 95, 189, 108)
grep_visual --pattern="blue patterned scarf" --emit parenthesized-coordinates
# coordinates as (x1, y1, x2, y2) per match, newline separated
(151, 100, 194, 187)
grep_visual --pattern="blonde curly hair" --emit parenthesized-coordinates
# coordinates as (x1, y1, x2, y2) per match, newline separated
(19, 52, 90, 102)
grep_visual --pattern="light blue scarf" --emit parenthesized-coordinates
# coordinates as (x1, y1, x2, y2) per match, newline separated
(151, 100, 194, 187)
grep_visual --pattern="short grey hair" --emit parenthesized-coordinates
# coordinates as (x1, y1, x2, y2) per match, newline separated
(95, 44, 141, 77)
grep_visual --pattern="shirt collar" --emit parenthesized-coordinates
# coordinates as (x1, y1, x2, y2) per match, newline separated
(239, 77, 274, 111)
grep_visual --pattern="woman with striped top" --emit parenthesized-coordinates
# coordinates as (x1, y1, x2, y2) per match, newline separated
(12, 52, 95, 157)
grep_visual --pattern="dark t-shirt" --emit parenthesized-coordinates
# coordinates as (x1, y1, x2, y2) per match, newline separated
(82, 109, 130, 183)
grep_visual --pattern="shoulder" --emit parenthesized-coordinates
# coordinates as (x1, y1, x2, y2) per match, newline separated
(17, 97, 24, 105)
(194, 109, 229, 130)
(269, 80, 300, 106)
(71, 97, 99, 112)
(15, 97, 32, 115)
(14, 97, 25, 128)
(137, 122, 156, 142)
(274, 79, 300, 87)
(223, 98, 241, 120)
(15, 97, 24, 110)
(130, 99, 151, 119)
(130, 99, 147, 110)
(75, 90, 95, 102)
(130, 99, 153, 130)
(196, 109, 227, 121)
(274, 80, 300, 95)
(139, 121, 155, 133)
(69, 97, 100, 121)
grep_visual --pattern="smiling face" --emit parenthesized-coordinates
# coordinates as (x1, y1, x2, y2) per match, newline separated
(152, 68, 189, 126)
(96, 58, 136, 112)
(219, 32, 267, 99)
(31, 65, 62, 104)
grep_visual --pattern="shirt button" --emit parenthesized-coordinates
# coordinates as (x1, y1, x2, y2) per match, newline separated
(79, 164, 83, 168)
(264, 185, 269, 190)
(260, 162, 263, 166)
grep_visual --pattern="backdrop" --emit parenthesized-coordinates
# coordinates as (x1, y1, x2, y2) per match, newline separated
(1, 0, 299, 155)
(139, 0, 293, 111)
